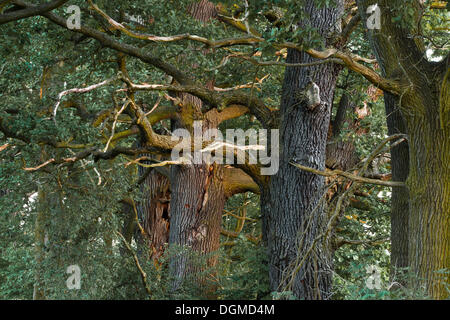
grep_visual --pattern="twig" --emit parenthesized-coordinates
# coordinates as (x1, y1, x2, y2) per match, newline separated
(103, 100, 130, 152)
(115, 231, 152, 299)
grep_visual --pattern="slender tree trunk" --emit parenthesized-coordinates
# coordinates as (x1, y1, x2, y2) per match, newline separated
(169, 161, 225, 294)
(327, 93, 360, 171)
(264, 1, 344, 300)
(384, 93, 410, 275)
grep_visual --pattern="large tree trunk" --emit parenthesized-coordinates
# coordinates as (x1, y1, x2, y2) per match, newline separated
(167, 1, 235, 296)
(264, 1, 344, 300)
(167, 75, 227, 294)
(169, 161, 225, 294)
(358, 0, 449, 299)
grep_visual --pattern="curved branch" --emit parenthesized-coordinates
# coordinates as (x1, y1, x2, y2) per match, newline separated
(120, 73, 277, 129)
(88, 0, 263, 49)
(279, 43, 402, 94)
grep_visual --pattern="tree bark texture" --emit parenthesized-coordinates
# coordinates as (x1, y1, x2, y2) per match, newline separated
(263, 0, 344, 300)
(384, 93, 410, 275)
(358, 0, 449, 299)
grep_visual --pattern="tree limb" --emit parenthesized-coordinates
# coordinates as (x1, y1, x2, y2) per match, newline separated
(223, 167, 260, 198)
(290, 162, 405, 187)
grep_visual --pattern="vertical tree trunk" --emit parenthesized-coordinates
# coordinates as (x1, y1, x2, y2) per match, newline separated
(384, 93, 410, 275)
(405, 98, 449, 299)
(264, 1, 344, 300)
(135, 168, 171, 260)
(187, 0, 217, 22)
(358, 0, 449, 299)
(168, 78, 226, 295)
(168, 0, 224, 289)
(327, 93, 360, 171)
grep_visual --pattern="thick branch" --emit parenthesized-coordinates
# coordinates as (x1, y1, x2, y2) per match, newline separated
(0, 0, 68, 25)
(223, 167, 259, 198)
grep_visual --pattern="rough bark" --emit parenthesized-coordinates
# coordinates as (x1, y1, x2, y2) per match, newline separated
(358, 0, 449, 299)
(187, 0, 217, 22)
(169, 161, 225, 293)
(168, 0, 224, 289)
(264, 0, 344, 300)
(406, 97, 449, 299)
(331, 93, 351, 138)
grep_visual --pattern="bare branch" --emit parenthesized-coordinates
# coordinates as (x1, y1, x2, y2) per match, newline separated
(279, 43, 400, 94)
(88, 0, 263, 49)
(53, 76, 118, 119)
